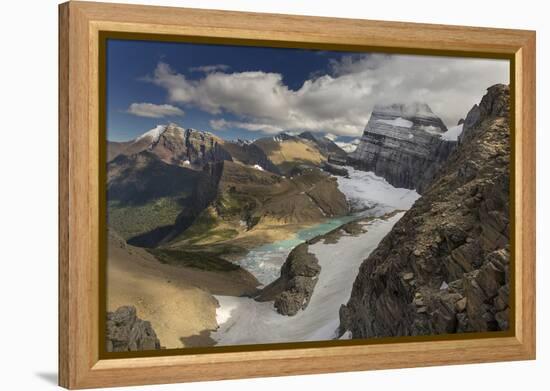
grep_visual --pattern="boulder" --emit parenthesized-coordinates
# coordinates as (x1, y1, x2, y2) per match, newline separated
(106, 306, 162, 352)
(255, 243, 320, 316)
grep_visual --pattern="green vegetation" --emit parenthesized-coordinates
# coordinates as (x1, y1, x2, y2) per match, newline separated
(107, 196, 187, 240)
(167, 207, 218, 244)
(147, 247, 242, 272)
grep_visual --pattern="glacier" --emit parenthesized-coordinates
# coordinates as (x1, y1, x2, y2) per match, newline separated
(212, 213, 404, 345)
(211, 169, 419, 346)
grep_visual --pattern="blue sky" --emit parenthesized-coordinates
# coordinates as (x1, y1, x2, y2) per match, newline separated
(106, 39, 509, 142)
(106, 39, 353, 141)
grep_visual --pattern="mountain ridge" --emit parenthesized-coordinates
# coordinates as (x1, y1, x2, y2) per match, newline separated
(339, 84, 511, 338)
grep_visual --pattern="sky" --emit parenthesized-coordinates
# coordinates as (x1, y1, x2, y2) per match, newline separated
(106, 39, 510, 142)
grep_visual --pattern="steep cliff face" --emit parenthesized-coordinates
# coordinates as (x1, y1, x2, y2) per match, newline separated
(339, 84, 511, 338)
(348, 103, 455, 193)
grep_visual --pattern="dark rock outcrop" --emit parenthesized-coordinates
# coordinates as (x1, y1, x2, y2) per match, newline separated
(339, 84, 511, 338)
(256, 243, 320, 316)
(348, 103, 456, 193)
(298, 131, 347, 159)
(321, 161, 349, 177)
(106, 306, 162, 352)
(107, 151, 201, 206)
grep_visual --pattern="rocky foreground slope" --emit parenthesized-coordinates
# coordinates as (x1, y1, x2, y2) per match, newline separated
(348, 102, 456, 193)
(339, 84, 511, 337)
(106, 306, 162, 352)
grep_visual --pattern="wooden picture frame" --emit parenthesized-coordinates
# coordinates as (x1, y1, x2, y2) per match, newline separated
(59, 1, 536, 389)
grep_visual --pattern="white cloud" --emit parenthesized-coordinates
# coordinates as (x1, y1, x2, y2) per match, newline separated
(210, 119, 283, 134)
(127, 102, 184, 118)
(148, 55, 508, 136)
(189, 64, 230, 73)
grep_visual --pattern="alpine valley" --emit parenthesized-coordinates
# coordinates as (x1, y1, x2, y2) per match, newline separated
(105, 85, 511, 351)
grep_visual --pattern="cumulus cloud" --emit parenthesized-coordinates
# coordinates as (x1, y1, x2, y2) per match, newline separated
(148, 55, 508, 136)
(189, 64, 230, 73)
(127, 102, 184, 118)
(210, 119, 284, 134)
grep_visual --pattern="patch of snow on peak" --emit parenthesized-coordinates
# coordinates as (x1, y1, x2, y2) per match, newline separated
(134, 125, 166, 143)
(441, 124, 464, 141)
(420, 125, 443, 135)
(253, 164, 265, 171)
(336, 138, 360, 153)
(378, 117, 413, 128)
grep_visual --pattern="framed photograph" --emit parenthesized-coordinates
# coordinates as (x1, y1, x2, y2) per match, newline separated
(59, 1, 536, 389)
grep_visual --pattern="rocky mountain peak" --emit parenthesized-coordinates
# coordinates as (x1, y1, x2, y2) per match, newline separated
(297, 131, 318, 141)
(340, 84, 511, 338)
(460, 84, 510, 144)
(371, 102, 447, 133)
(273, 132, 297, 142)
(133, 124, 167, 144)
(349, 101, 455, 192)
(184, 127, 224, 144)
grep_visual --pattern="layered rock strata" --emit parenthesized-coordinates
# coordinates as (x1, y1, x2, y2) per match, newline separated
(339, 85, 511, 338)
(348, 103, 455, 193)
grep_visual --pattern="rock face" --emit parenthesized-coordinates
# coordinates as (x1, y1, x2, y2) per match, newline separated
(339, 85, 511, 338)
(256, 243, 320, 316)
(108, 123, 232, 167)
(157, 124, 232, 166)
(321, 161, 349, 177)
(222, 140, 280, 174)
(298, 131, 347, 159)
(106, 306, 162, 352)
(107, 151, 201, 205)
(348, 103, 455, 193)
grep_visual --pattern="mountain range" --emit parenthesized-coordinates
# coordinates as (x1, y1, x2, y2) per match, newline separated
(107, 124, 351, 260)
(104, 89, 513, 351)
(108, 123, 347, 174)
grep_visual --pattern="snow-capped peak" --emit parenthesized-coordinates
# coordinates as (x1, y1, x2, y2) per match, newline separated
(134, 125, 167, 144)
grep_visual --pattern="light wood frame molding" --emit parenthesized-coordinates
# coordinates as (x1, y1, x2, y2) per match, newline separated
(59, 1, 536, 389)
